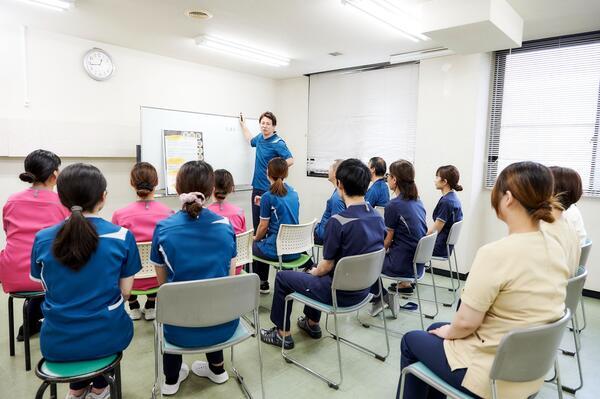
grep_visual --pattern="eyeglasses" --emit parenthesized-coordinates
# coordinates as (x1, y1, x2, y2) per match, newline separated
(384, 173, 390, 178)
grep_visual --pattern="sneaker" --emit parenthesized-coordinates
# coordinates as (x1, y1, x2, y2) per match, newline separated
(142, 307, 156, 321)
(297, 316, 322, 339)
(191, 361, 229, 384)
(388, 283, 414, 294)
(260, 327, 294, 349)
(65, 386, 90, 399)
(129, 308, 142, 320)
(84, 387, 110, 399)
(369, 298, 388, 317)
(161, 363, 189, 396)
(16, 320, 42, 342)
(259, 281, 270, 295)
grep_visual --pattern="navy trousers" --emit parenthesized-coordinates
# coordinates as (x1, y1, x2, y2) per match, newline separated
(251, 188, 266, 230)
(398, 322, 479, 399)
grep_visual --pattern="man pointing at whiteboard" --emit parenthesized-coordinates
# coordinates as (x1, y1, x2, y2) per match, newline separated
(240, 111, 294, 230)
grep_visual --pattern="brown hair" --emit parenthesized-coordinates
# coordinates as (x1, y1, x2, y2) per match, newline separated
(130, 162, 158, 199)
(214, 169, 235, 201)
(259, 111, 277, 126)
(175, 161, 214, 219)
(389, 160, 418, 200)
(268, 157, 288, 196)
(491, 161, 557, 223)
(19, 149, 61, 184)
(549, 166, 583, 210)
(436, 165, 463, 192)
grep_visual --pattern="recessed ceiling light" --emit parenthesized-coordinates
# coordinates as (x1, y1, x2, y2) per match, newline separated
(329, 52, 344, 57)
(186, 10, 213, 20)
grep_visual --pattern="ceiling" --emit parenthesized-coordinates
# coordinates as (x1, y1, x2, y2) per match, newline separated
(1, 0, 599, 79)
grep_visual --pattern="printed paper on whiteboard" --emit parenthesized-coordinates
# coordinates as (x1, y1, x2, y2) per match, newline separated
(163, 130, 204, 195)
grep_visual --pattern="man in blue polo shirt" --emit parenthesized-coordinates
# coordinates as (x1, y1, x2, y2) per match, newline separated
(365, 157, 390, 207)
(314, 159, 346, 245)
(240, 111, 294, 230)
(260, 159, 385, 349)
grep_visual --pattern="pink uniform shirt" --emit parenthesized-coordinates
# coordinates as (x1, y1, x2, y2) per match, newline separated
(0, 188, 69, 293)
(207, 201, 248, 275)
(112, 200, 173, 290)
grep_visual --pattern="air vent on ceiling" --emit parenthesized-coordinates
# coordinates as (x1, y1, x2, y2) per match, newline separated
(186, 10, 213, 20)
(328, 52, 343, 57)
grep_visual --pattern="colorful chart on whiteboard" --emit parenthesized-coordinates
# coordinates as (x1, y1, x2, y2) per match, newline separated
(163, 130, 204, 195)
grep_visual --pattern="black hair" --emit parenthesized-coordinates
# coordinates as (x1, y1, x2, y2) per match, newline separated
(214, 169, 235, 200)
(19, 149, 61, 184)
(369, 157, 387, 177)
(335, 158, 371, 197)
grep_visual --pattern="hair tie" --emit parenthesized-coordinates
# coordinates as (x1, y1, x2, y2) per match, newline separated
(179, 192, 206, 206)
(71, 205, 83, 213)
(136, 182, 154, 191)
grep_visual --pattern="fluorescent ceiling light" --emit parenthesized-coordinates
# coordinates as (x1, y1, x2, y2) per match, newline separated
(195, 35, 290, 67)
(342, 0, 429, 42)
(17, 0, 74, 11)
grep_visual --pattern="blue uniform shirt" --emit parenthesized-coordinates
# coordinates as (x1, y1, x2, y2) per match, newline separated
(250, 133, 293, 191)
(256, 184, 300, 260)
(31, 217, 141, 362)
(314, 189, 346, 243)
(150, 209, 238, 348)
(383, 195, 427, 277)
(432, 191, 463, 257)
(365, 178, 390, 208)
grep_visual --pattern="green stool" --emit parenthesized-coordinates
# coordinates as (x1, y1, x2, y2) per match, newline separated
(34, 353, 122, 399)
(8, 290, 45, 371)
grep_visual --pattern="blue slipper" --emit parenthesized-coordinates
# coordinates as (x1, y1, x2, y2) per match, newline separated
(400, 302, 418, 311)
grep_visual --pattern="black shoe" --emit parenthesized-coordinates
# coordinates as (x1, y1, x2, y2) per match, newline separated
(260, 327, 294, 349)
(388, 283, 414, 294)
(297, 316, 322, 339)
(260, 281, 270, 295)
(16, 320, 42, 342)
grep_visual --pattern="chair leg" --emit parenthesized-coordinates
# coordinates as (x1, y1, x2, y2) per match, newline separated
(23, 298, 32, 371)
(554, 359, 564, 399)
(413, 266, 425, 330)
(8, 295, 15, 357)
(115, 363, 122, 399)
(35, 381, 50, 399)
(231, 346, 253, 399)
(104, 372, 118, 399)
(426, 264, 440, 320)
(254, 309, 265, 399)
(580, 298, 587, 331)
(491, 379, 498, 399)
(560, 318, 584, 394)
(50, 383, 57, 399)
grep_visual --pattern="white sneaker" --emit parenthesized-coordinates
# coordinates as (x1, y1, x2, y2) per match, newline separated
(162, 362, 190, 396)
(129, 308, 142, 320)
(191, 361, 229, 384)
(85, 387, 110, 399)
(369, 299, 388, 317)
(65, 386, 90, 399)
(142, 307, 156, 321)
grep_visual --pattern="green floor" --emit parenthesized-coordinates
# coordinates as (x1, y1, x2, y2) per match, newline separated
(0, 274, 597, 398)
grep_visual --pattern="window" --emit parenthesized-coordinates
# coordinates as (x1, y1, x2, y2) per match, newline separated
(486, 31, 600, 195)
(307, 63, 419, 176)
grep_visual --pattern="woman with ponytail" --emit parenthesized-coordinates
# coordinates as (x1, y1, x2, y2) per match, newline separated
(112, 162, 173, 321)
(31, 163, 141, 399)
(399, 161, 570, 399)
(428, 165, 464, 257)
(0, 149, 69, 341)
(150, 160, 238, 395)
(252, 157, 302, 294)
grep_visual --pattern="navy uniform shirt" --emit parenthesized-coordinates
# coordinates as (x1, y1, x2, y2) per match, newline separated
(365, 178, 390, 208)
(314, 189, 346, 243)
(432, 191, 463, 257)
(250, 133, 293, 191)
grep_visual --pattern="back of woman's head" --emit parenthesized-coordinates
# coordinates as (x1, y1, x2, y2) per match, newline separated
(176, 161, 214, 219)
(214, 169, 235, 201)
(53, 163, 107, 271)
(436, 165, 463, 191)
(268, 157, 288, 196)
(389, 160, 418, 200)
(491, 161, 557, 223)
(19, 149, 61, 184)
(549, 166, 582, 210)
(130, 162, 158, 199)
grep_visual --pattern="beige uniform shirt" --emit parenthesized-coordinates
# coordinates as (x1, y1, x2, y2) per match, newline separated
(444, 231, 569, 398)
(541, 214, 581, 276)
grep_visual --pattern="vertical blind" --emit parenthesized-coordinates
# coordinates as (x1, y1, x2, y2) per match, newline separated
(307, 63, 419, 176)
(486, 31, 600, 195)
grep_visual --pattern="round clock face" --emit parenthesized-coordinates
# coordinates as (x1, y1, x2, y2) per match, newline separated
(83, 48, 114, 81)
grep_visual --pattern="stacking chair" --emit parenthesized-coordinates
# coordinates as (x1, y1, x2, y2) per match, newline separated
(281, 249, 389, 390)
(132, 242, 159, 297)
(253, 219, 316, 272)
(399, 310, 571, 399)
(235, 230, 254, 273)
(429, 220, 464, 307)
(8, 290, 45, 371)
(575, 240, 591, 332)
(152, 274, 264, 399)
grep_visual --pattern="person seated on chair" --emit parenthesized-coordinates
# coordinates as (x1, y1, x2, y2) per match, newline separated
(31, 163, 141, 399)
(252, 157, 303, 295)
(370, 160, 426, 317)
(0, 150, 69, 342)
(260, 158, 385, 349)
(314, 159, 346, 245)
(150, 161, 237, 395)
(398, 161, 570, 399)
(549, 166, 587, 246)
(365, 156, 390, 208)
(112, 162, 173, 321)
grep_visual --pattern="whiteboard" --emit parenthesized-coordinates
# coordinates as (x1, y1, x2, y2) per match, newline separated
(140, 106, 258, 195)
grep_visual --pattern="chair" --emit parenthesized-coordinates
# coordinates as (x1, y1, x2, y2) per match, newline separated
(575, 240, 591, 332)
(399, 310, 572, 399)
(253, 219, 316, 272)
(34, 353, 123, 399)
(8, 290, 45, 371)
(152, 274, 264, 399)
(429, 220, 464, 307)
(374, 206, 385, 217)
(235, 230, 254, 273)
(281, 249, 389, 390)
(131, 242, 159, 297)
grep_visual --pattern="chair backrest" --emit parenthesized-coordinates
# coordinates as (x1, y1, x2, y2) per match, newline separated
(276, 219, 317, 256)
(332, 248, 385, 291)
(489, 310, 571, 382)
(579, 240, 592, 267)
(565, 267, 587, 315)
(135, 242, 156, 279)
(446, 220, 464, 246)
(156, 273, 260, 328)
(413, 232, 437, 265)
(374, 206, 385, 218)
(234, 229, 254, 267)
